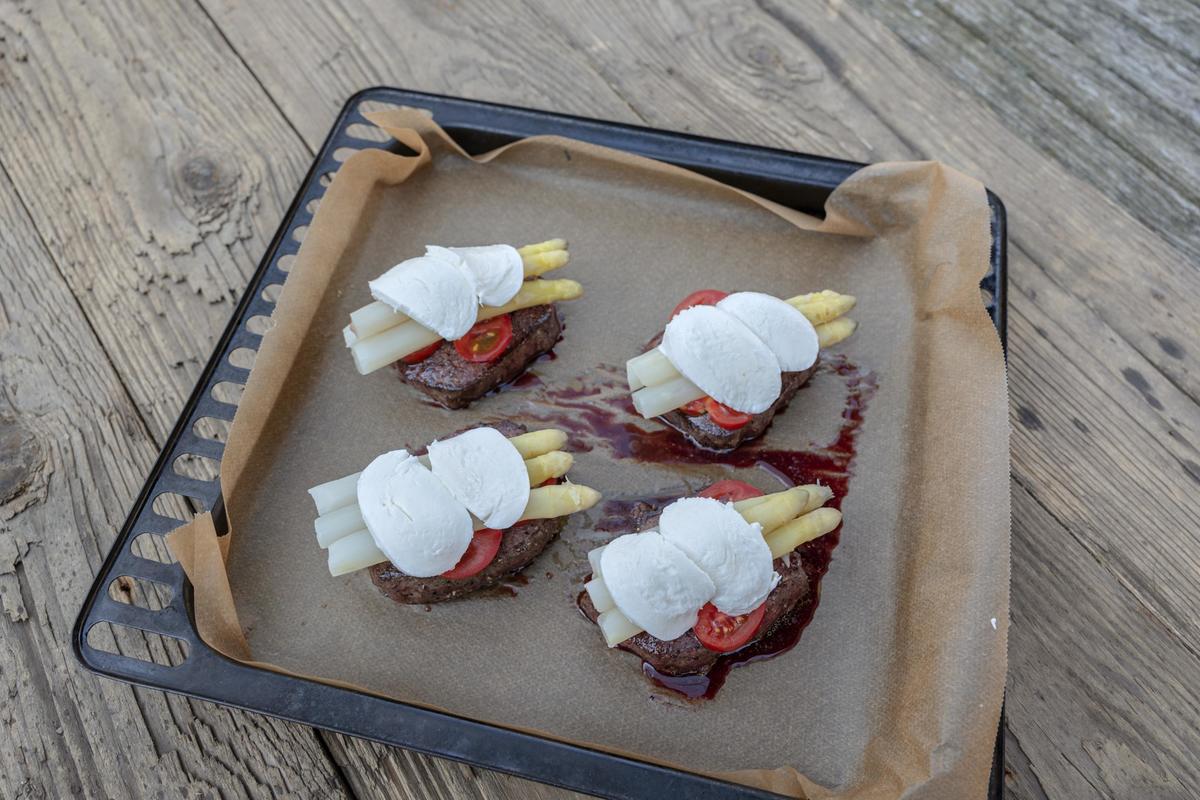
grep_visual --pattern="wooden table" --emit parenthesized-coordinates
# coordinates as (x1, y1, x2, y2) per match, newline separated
(1, 2, 1196, 797)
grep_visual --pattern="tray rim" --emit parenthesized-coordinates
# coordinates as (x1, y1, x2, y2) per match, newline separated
(72, 86, 1008, 800)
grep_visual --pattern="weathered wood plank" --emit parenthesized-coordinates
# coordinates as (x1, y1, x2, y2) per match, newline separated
(199, 0, 643, 148)
(325, 735, 590, 800)
(0, 169, 348, 798)
(0, 0, 313, 442)
(1007, 480, 1199, 798)
(855, 0, 1200, 263)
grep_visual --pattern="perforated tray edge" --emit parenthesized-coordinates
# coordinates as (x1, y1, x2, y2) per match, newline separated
(73, 87, 1007, 800)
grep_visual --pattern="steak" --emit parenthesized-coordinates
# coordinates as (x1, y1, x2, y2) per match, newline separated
(579, 552, 810, 675)
(396, 304, 561, 409)
(369, 515, 565, 604)
(657, 362, 818, 451)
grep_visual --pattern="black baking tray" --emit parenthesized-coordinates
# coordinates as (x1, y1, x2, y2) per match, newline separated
(73, 87, 1007, 799)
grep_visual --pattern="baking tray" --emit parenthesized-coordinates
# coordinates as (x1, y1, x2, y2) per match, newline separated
(73, 87, 1007, 799)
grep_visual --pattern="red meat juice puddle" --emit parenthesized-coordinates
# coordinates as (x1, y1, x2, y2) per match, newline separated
(517, 355, 878, 700)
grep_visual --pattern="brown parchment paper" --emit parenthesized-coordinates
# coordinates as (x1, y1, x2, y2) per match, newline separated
(168, 107, 1008, 799)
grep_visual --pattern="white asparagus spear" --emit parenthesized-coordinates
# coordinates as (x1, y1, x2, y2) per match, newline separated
(598, 608, 643, 647)
(349, 302, 407, 341)
(815, 318, 857, 348)
(764, 507, 842, 560)
(327, 530, 386, 577)
(509, 428, 568, 460)
(348, 240, 570, 340)
(587, 486, 838, 645)
(524, 451, 574, 486)
(315, 503, 368, 548)
(585, 577, 615, 612)
(308, 472, 361, 516)
(518, 238, 566, 256)
(350, 279, 583, 375)
(631, 375, 706, 419)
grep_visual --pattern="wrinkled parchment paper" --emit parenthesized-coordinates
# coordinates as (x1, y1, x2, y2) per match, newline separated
(169, 108, 1008, 799)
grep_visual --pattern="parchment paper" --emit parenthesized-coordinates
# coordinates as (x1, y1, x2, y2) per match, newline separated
(168, 107, 1009, 799)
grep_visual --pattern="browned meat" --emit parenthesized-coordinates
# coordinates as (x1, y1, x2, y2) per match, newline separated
(369, 516, 565, 604)
(396, 304, 561, 409)
(578, 552, 810, 675)
(657, 362, 818, 451)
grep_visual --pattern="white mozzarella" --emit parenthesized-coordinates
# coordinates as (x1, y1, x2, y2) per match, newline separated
(442, 244, 525, 307)
(658, 497, 779, 615)
(356, 450, 474, 577)
(659, 305, 781, 414)
(368, 254, 479, 341)
(600, 531, 715, 641)
(427, 427, 530, 529)
(717, 292, 819, 372)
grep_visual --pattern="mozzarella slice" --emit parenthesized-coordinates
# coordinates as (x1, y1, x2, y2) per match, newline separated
(427, 427, 530, 529)
(717, 292, 819, 372)
(356, 450, 474, 577)
(442, 244, 525, 307)
(659, 305, 781, 414)
(368, 254, 479, 341)
(600, 531, 715, 641)
(658, 497, 779, 616)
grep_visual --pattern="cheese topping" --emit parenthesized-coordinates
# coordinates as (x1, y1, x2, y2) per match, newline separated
(356, 450, 474, 577)
(427, 427, 529, 529)
(658, 497, 779, 615)
(660, 305, 782, 414)
(716, 292, 819, 372)
(600, 531, 715, 641)
(369, 254, 479, 341)
(369, 244, 525, 342)
(442, 245, 524, 307)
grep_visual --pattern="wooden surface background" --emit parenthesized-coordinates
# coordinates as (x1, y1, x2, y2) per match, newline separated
(1, 1, 1197, 798)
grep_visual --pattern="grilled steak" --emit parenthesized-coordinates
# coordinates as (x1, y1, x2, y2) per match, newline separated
(579, 552, 810, 675)
(396, 304, 561, 409)
(657, 362, 818, 451)
(370, 515, 565, 604)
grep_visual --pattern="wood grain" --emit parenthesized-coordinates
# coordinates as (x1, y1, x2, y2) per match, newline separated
(1, 0, 1196, 797)
(0, 168, 347, 797)
(0, 0, 313, 442)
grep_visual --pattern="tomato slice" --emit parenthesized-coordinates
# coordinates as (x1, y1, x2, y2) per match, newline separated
(441, 528, 503, 580)
(699, 479, 765, 503)
(454, 315, 514, 362)
(679, 397, 709, 416)
(704, 397, 753, 430)
(401, 340, 442, 364)
(670, 289, 729, 320)
(694, 602, 766, 653)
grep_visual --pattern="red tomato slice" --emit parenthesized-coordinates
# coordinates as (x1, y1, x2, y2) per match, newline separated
(704, 397, 753, 430)
(699, 479, 765, 503)
(679, 397, 709, 416)
(454, 315, 514, 362)
(441, 528, 502, 580)
(401, 340, 442, 364)
(694, 602, 766, 653)
(670, 289, 729, 320)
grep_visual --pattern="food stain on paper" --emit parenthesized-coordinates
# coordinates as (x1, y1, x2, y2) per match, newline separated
(517, 356, 878, 700)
